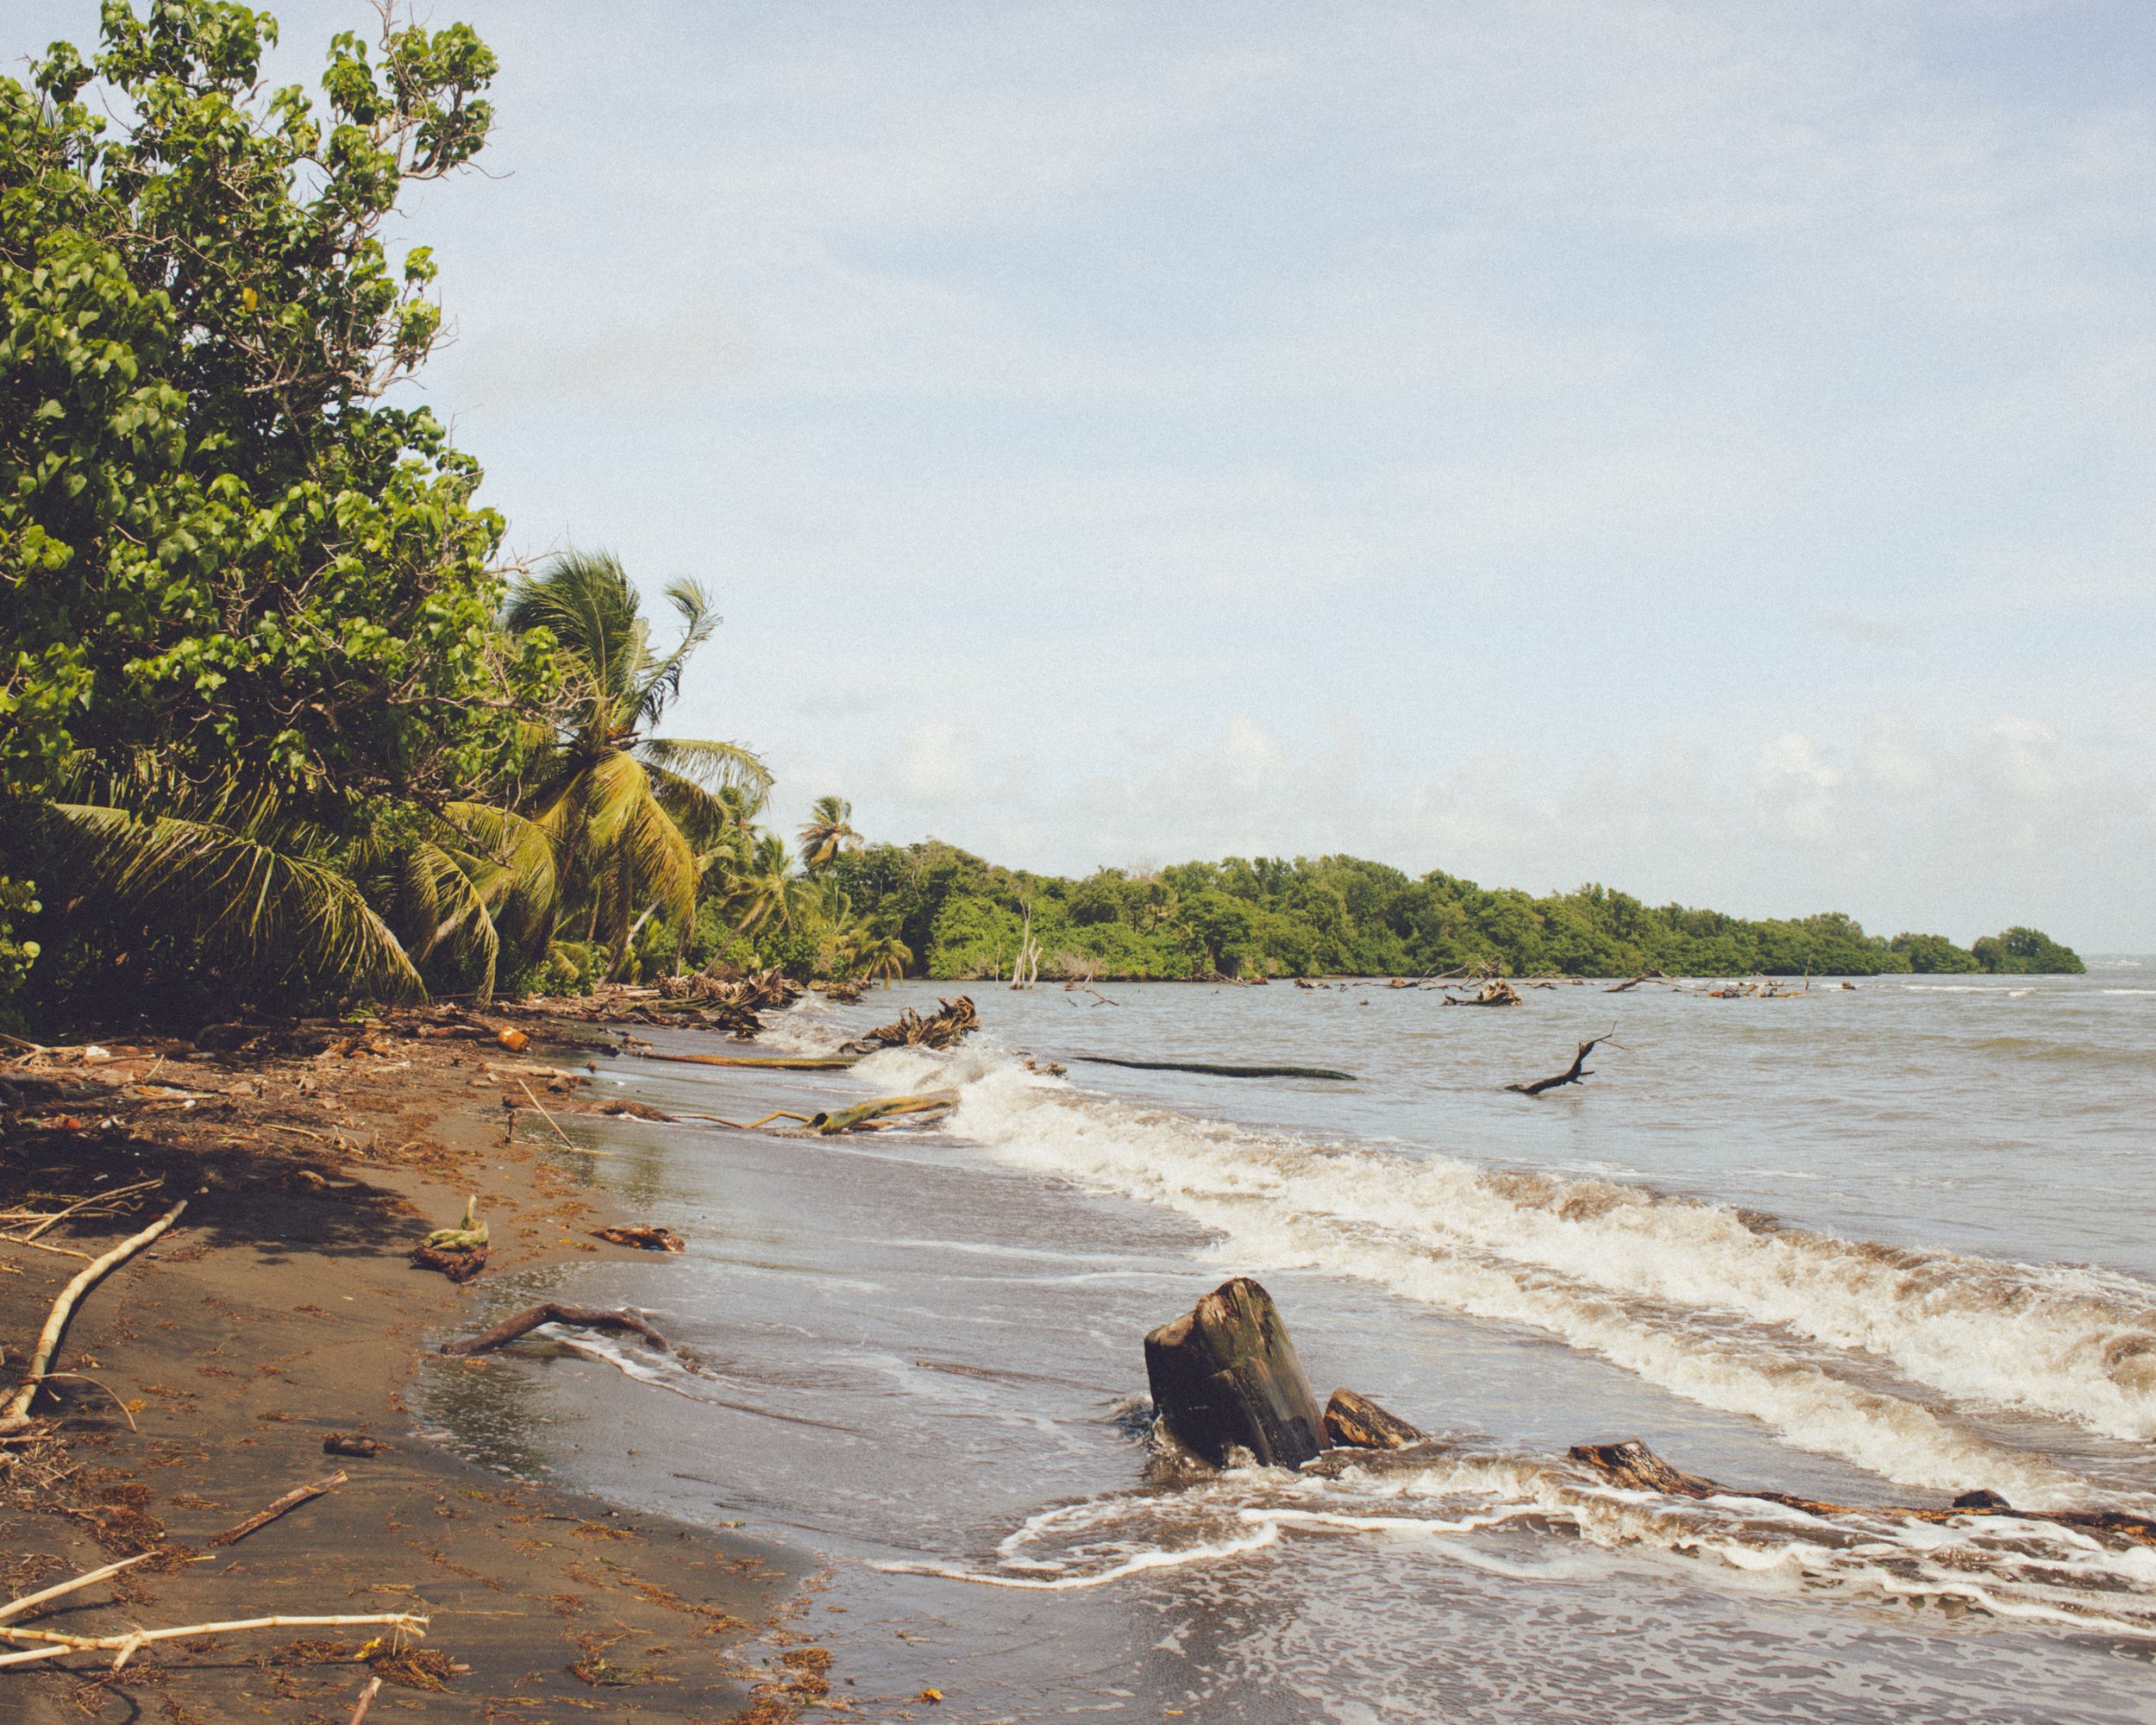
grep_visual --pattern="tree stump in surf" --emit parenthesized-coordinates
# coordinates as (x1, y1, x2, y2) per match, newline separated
(1144, 1277, 1326, 1468)
(1322, 1389, 1425, 1451)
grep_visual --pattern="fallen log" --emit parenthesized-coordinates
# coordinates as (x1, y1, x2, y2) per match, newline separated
(0, 1609, 426, 1672)
(1445, 979, 1522, 1007)
(438, 1302, 675, 1358)
(1322, 1389, 1425, 1451)
(589, 1225, 686, 1253)
(639, 1051, 858, 1071)
(807, 1091, 958, 1134)
(1069, 1055, 1357, 1082)
(1504, 1029, 1617, 1096)
(5, 1200, 187, 1420)
(1606, 971, 1670, 993)
(840, 995, 980, 1054)
(210, 1470, 348, 1546)
(1570, 1438, 2156, 1545)
(1144, 1277, 1326, 1469)
(600, 1099, 676, 1121)
(324, 1433, 388, 1458)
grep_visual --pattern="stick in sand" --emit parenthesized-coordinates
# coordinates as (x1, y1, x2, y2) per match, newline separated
(210, 1469, 348, 1546)
(5, 1201, 186, 1420)
(0, 1609, 425, 1671)
(0, 1552, 157, 1624)
(348, 1674, 384, 1724)
(516, 1078, 578, 1149)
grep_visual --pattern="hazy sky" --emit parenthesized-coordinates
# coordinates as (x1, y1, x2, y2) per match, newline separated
(18, 2, 2156, 947)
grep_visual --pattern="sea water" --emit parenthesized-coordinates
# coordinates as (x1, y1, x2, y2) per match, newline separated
(416, 966, 2156, 1722)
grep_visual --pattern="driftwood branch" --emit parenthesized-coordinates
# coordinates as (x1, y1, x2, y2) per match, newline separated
(1069, 1055, 1356, 1082)
(1504, 1029, 1619, 1096)
(0, 1610, 425, 1671)
(1570, 1438, 2156, 1545)
(0, 1552, 156, 1624)
(807, 1091, 958, 1134)
(210, 1470, 348, 1546)
(348, 1675, 384, 1725)
(438, 1303, 674, 1358)
(6, 1201, 186, 1419)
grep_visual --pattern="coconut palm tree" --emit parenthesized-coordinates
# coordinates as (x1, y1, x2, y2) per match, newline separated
(855, 925, 912, 987)
(730, 831, 809, 936)
(505, 550, 771, 974)
(797, 795, 862, 873)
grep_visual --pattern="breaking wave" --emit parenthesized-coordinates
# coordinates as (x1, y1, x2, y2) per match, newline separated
(838, 1051, 2156, 1502)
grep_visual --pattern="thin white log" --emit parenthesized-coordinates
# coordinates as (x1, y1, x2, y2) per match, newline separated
(4, 1201, 186, 1420)
(0, 1552, 156, 1624)
(0, 1610, 426, 1668)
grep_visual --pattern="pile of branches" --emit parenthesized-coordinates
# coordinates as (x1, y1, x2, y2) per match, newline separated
(1444, 978, 1522, 1007)
(841, 995, 979, 1054)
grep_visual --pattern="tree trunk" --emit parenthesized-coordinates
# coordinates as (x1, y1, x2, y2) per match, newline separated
(1322, 1389, 1424, 1451)
(1144, 1277, 1326, 1468)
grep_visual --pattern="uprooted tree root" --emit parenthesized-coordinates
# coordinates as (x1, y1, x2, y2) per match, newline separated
(439, 1303, 678, 1359)
(840, 995, 980, 1054)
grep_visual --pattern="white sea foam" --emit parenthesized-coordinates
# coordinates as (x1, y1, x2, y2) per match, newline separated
(885, 1449, 2156, 1634)
(922, 1059, 2156, 1500)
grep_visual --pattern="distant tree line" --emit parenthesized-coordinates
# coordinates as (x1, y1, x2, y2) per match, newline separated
(759, 843, 2084, 982)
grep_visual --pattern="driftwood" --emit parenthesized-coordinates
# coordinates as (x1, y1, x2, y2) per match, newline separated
(841, 995, 979, 1054)
(639, 1051, 857, 1072)
(1445, 979, 1522, 1007)
(1606, 971, 1670, 993)
(324, 1433, 388, 1458)
(589, 1225, 686, 1252)
(1144, 1277, 1326, 1468)
(1504, 1030, 1617, 1096)
(210, 1470, 348, 1546)
(806, 1091, 957, 1134)
(348, 1675, 383, 1725)
(1570, 1438, 2156, 1545)
(0, 1552, 157, 1624)
(6, 1200, 187, 1420)
(409, 1197, 488, 1283)
(1322, 1389, 1425, 1451)
(600, 1098, 675, 1121)
(0, 1608, 426, 1672)
(439, 1303, 674, 1358)
(1069, 1055, 1357, 1082)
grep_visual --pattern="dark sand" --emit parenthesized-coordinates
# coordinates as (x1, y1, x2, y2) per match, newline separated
(0, 1019, 826, 1722)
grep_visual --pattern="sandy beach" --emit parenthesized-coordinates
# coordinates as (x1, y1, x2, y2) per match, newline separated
(0, 1013, 826, 1722)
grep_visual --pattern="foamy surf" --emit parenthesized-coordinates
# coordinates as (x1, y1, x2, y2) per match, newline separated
(851, 1050, 2156, 1505)
(880, 1445, 2156, 1636)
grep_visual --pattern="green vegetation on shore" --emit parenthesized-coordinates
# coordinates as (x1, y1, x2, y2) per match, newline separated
(0, 3, 2085, 1034)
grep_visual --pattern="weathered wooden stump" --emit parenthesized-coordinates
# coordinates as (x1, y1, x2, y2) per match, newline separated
(1322, 1389, 1425, 1451)
(1144, 1277, 1326, 1468)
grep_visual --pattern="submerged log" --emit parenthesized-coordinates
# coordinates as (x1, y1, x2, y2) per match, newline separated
(588, 1225, 686, 1252)
(639, 1051, 858, 1071)
(807, 1091, 957, 1134)
(439, 1303, 674, 1358)
(841, 995, 980, 1054)
(1322, 1389, 1425, 1451)
(1144, 1277, 1326, 1468)
(1069, 1055, 1357, 1082)
(1570, 1438, 2156, 1545)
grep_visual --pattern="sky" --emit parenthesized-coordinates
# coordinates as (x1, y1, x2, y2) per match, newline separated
(16, 1, 2156, 948)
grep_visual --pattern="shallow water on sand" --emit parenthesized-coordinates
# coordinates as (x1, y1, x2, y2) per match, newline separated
(417, 965, 2156, 1722)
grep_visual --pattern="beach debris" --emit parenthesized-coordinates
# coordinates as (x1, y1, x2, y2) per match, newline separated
(1321, 1389, 1425, 1451)
(640, 1050, 857, 1072)
(1569, 1438, 2156, 1546)
(1144, 1276, 1326, 1469)
(600, 1098, 676, 1121)
(822, 980, 864, 1004)
(806, 1091, 959, 1134)
(0, 1175, 165, 1245)
(211, 1469, 349, 1546)
(410, 1196, 489, 1283)
(347, 1675, 383, 1725)
(1444, 978, 1522, 1007)
(438, 1302, 676, 1358)
(496, 1026, 531, 1053)
(1069, 1054, 1356, 1082)
(840, 994, 979, 1054)
(1606, 971, 1671, 993)
(324, 1433, 390, 1458)
(589, 1225, 686, 1253)
(1704, 975, 1805, 999)
(1503, 1029, 1620, 1097)
(6, 1200, 187, 1420)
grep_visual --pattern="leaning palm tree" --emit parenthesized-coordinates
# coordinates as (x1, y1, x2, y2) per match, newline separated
(505, 551, 771, 974)
(797, 795, 862, 874)
(856, 925, 913, 987)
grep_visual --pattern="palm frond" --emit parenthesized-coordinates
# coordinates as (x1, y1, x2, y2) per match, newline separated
(389, 841, 500, 999)
(47, 803, 423, 1001)
(634, 737, 772, 800)
(636, 580, 720, 726)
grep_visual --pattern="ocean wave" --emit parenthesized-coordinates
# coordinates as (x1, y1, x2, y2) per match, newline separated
(879, 1446, 2156, 1635)
(915, 1057, 2156, 1495)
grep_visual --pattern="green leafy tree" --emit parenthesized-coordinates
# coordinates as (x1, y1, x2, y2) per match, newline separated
(1971, 926, 2084, 975)
(1, 1, 542, 1023)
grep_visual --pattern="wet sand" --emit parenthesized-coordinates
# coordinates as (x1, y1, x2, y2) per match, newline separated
(0, 1019, 823, 1722)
